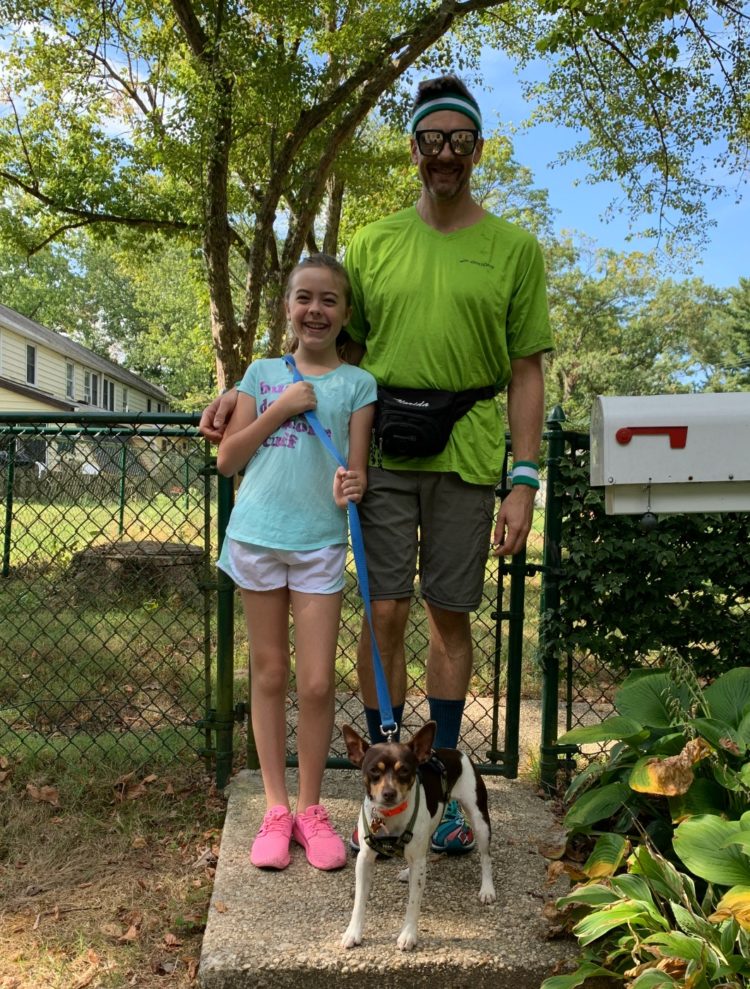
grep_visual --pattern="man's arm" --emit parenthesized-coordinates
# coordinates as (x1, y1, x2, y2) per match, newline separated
(493, 352, 546, 557)
(199, 389, 239, 444)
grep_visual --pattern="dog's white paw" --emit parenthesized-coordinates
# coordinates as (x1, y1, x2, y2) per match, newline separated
(341, 926, 363, 949)
(479, 883, 496, 905)
(397, 866, 409, 883)
(396, 925, 418, 951)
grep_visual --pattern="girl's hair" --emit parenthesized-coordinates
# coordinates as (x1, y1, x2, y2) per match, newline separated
(284, 253, 352, 354)
(284, 253, 352, 305)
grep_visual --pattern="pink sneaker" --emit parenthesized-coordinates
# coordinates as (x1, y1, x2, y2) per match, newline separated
(250, 805, 293, 870)
(293, 804, 346, 870)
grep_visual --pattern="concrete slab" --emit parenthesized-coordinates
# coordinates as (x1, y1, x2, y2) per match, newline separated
(199, 767, 587, 988)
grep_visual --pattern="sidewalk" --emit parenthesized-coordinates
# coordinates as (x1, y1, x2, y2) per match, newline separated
(198, 766, 594, 988)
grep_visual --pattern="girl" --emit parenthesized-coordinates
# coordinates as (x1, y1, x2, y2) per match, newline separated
(217, 254, 376, 871)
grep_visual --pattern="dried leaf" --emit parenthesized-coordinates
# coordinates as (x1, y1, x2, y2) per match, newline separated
(213, 901, 228, 913)
(143, 774, 158, 784)
(131, 836, 147, 849)
(538, 840, 567, 860)
(70, 966, 98, 989)
(117, 924, 139, 943)
(163, 932, 183, 948)
(545, 860, 566, 885)
(26, 783, 60, 807)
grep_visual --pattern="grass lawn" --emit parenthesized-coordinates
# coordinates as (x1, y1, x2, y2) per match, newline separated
(0, 754, 224, 989)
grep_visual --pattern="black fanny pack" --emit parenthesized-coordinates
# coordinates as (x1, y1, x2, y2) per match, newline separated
(374, 384, 498, 458)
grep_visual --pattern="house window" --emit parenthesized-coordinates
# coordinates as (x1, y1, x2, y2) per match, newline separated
(122, 387, 129, 412)
(66, 363, 74, 400)
(147, 398, 152, 413)
(83, 370, 91, 403)
(26, 345, 36, 385)
(103, 378, 115, 411)
(91, 372, 99, 407)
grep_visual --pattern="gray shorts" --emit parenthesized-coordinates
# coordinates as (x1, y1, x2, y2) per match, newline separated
(358, 468, 496, 612)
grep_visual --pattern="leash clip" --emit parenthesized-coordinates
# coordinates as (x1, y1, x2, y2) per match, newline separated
(381, 724, 398, 744)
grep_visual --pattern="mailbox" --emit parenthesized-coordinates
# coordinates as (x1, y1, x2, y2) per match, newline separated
(590, 393, 750, 515)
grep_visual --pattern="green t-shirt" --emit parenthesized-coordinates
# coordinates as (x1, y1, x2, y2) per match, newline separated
(344, 207, 553, 485)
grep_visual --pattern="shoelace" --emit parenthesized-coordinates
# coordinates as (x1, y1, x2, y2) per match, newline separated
(302, 809, 332, 834)
(260, 811, 291, 835)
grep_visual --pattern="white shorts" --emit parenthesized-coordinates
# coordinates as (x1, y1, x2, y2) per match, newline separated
(221, 538, 346, 594)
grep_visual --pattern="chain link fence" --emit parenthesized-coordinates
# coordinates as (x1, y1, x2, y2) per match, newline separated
(1, 415, 213, 766)
(2, 414, 547, 781)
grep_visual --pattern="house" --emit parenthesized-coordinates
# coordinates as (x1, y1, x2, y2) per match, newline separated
(0, 303, 173, 471)
(0, 303, 170, 416)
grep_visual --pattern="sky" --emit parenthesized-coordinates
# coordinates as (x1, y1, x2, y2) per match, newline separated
(476, 49, 748, 289)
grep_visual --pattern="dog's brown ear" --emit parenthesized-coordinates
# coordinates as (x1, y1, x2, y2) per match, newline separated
(409, 721, 437, 763)
(342, 724, 369, 767)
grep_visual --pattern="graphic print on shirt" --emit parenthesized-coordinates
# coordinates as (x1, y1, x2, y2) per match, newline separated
(258, 379, 332, 448)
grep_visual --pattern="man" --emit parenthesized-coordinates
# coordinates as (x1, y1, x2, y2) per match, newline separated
(200, 74, 553, 853)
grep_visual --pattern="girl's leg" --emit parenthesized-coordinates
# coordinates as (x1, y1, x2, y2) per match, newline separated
(290, 589, 342, 811)
(241, 586, 291, 810)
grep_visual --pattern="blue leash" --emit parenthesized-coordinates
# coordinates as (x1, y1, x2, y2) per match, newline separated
(283, 355, 397, 738)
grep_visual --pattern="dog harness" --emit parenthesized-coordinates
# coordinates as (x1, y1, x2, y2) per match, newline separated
(361, 754, 450, 859)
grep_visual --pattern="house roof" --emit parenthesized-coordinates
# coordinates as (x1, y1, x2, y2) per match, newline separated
(0, 375, 77, 411)
(0, 303, 170, 401)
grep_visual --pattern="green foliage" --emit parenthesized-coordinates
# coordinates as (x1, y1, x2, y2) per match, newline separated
(558, 663, 750, 846)
(544, 844, 750, 988)
(502, 0, 750, 254)
(544, 240, 740, 428)
(546, 447, 750, 678)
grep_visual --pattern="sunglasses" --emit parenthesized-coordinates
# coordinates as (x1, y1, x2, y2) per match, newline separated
(414, 129, 479, 157)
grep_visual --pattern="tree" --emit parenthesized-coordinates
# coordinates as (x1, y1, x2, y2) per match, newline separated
(544, 237, 738, 426)
(0, 226, 215, 407)
(0, 1, 747, 387)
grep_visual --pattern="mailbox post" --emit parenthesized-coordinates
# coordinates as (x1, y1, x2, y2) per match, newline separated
(590, 393, 750, 515)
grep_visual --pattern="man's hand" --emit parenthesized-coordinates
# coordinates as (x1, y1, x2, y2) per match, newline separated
(333, 467, 366, 508)
(492, 485, 536, 557)
(199, 389, 239, 444)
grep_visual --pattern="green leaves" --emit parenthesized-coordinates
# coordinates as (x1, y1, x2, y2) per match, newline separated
(563, 781, 631, 831)
(673, 816, 750, 887)
(615, 672, 691, 729)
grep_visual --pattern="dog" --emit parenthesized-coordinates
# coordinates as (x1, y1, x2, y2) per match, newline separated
(341, 720, 496, 951)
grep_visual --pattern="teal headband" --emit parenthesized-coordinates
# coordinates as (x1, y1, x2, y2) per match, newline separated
(410, 95, 482, 134)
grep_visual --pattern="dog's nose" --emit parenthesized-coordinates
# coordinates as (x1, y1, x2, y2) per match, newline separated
(381, 787, 397, 803)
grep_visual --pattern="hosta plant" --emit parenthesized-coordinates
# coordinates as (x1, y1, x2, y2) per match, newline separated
(541, 843, 750, 988)
(558, 663, 750, 855)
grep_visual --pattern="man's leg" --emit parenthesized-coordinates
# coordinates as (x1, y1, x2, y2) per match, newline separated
(418, 472, 495, 854)
(356, 468, 419, 743)
(424, 603, 473, 749)
(357, 598, 409, 742)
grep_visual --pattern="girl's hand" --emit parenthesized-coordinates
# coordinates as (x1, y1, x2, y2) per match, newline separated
(334, 467, 366, 508)
(276, 380, 317, 418)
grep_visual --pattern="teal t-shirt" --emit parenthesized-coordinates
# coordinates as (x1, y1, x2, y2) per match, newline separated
(344, 207, 553, 485)
(220, 358, 377, 552)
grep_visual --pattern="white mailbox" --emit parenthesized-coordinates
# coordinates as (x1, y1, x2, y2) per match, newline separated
(590, 393, 750, 515)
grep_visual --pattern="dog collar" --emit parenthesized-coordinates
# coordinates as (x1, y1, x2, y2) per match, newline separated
(375, 799, 408, 818)
(363, 788, 420, 859)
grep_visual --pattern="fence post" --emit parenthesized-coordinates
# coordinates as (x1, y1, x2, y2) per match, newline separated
(215, 471, 238, 788)
(2, 441, 15, 578)
(539, 406, 566, 792)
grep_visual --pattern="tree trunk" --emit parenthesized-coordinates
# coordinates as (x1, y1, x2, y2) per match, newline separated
(323, 171, 345, 256)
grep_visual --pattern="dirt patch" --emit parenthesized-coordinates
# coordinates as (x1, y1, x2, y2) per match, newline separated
(0, 761, 225, 989)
